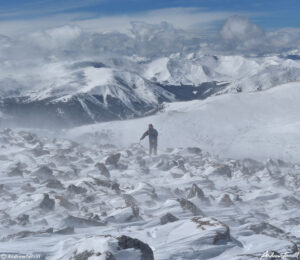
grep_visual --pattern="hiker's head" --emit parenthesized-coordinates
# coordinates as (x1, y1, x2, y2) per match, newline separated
(148, 124, 153, 129)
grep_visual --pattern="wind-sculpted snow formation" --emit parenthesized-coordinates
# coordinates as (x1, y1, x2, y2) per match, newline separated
(0, 128, 299, 259)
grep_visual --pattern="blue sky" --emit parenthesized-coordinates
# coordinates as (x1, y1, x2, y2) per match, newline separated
(0, 0, 299, 35)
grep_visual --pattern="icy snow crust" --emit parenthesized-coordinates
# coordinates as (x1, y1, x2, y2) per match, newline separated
(0, 128, 299, 259)
(69, 81, 300, 163)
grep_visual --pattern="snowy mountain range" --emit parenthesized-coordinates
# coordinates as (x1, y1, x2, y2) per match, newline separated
(1, 53, 300, 128)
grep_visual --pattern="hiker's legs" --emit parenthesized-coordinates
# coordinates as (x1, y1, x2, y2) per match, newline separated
(149, 143, 153, 155)
(154, 142, 157, 155)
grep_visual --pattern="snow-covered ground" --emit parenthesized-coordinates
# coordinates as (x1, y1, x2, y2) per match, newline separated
(68, 81, 300, 163)
(0, 128, 299, 259)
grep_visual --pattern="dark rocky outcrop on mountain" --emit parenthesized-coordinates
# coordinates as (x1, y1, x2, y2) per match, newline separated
(0, 79, 227, 129)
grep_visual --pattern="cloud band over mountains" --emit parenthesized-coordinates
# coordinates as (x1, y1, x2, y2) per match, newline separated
(0, 16, 300, 63)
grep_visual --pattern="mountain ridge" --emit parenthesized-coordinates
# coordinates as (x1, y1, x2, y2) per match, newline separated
(1, 53, 300, 128)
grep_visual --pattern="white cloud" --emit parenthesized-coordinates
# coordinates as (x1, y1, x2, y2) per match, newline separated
(267, 28, 300, 51)
(0, 13, 300, 66)
(221, 16, 265, 41)
(218, 16, 267, 52)
(216, 16, 300, 54)
(0, 8, 235, 36)
(75, 7, 235, 33)
(0, 13, 89, 36)
(28, 25, 82, 49)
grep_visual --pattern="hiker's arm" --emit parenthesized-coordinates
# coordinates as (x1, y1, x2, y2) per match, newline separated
(140, 131, 149, 140)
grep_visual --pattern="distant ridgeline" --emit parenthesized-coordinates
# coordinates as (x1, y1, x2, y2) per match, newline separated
(0, 81, 227, 129)
(1, 53, 300, 129)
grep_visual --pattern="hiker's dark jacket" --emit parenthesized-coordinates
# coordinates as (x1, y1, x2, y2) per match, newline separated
(141, 127, 158, 143)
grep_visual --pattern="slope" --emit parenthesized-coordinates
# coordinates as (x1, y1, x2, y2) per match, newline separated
(68, 81, 300, 162)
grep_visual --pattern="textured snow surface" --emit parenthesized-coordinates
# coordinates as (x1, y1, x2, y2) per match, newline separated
(69, 81, 300, 163)
(0, 128, 299, 259)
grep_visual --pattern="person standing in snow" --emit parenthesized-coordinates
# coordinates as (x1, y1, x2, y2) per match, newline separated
(140, 124, 158, 155)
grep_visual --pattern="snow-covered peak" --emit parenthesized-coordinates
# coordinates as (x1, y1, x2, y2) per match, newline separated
(142, 54, 300, 91)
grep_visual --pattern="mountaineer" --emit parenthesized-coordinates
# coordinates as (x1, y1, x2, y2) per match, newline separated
(140, 124, 158, 155)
